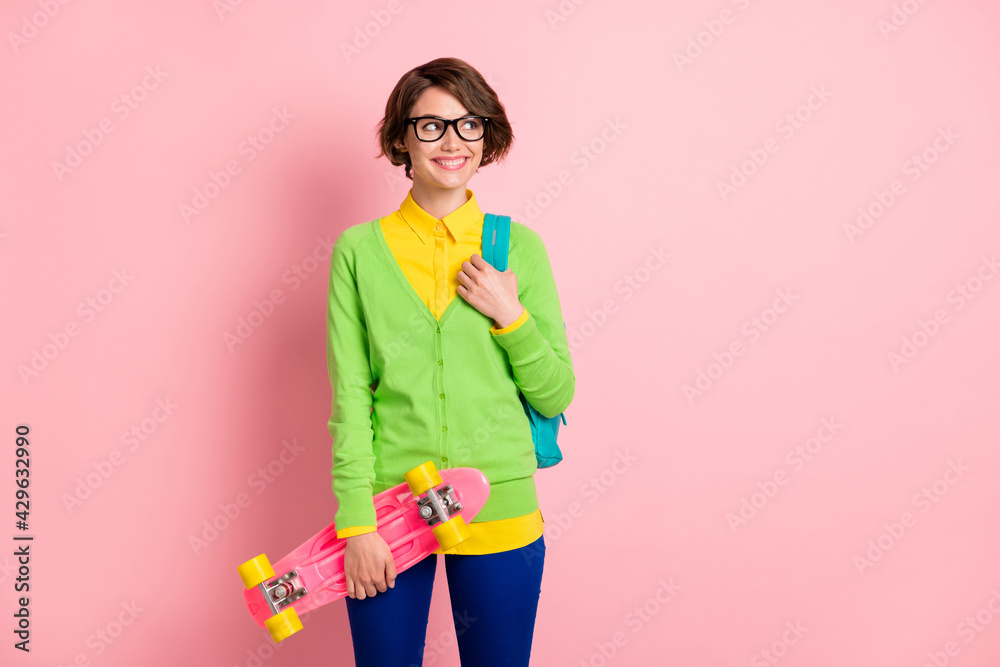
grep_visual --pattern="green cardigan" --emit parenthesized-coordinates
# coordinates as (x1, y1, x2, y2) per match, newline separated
(326, 218, 575, 530)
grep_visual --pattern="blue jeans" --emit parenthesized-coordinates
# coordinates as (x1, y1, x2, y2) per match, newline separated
(344, 534, 546, 666)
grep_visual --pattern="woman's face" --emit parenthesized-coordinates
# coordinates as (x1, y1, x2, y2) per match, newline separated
(395, 85, 484, 192)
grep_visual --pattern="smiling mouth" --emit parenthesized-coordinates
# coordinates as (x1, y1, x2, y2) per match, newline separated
(432, 157, 468, 169)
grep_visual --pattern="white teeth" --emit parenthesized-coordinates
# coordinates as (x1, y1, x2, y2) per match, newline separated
(435, 157, 467, 166)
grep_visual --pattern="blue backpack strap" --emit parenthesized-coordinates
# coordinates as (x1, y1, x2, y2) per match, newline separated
(484, 212, 565, 468)
(482, 213, 496, 267)
(482, 213, 511, 271)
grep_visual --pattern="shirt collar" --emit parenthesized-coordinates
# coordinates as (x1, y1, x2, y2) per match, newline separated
(398, 188, 483, 245)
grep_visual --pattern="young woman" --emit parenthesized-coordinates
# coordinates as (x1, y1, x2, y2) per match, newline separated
(326, 57, 575, 666)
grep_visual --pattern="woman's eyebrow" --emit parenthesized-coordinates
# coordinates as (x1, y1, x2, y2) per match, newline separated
(411, 113, 473, 119)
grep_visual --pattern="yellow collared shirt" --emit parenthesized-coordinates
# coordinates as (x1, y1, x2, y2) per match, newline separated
(336, 188, 544, 555)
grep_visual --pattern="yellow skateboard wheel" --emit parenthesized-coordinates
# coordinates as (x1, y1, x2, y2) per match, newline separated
(265, 606, 303, 643)
(237, 554, 275, 590)
(432, 515, 470, 551)
(405, 461, 442, 497)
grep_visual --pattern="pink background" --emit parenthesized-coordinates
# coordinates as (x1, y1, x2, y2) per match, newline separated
(3, 0, 999, 665)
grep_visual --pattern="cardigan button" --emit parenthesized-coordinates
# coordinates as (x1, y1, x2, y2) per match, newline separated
(437, 360, 443, 365)
(441, 426, 447, 432)
(439, 393, 445, 399)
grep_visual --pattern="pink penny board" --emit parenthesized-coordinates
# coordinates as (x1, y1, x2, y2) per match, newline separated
(242, 467, 490, 630)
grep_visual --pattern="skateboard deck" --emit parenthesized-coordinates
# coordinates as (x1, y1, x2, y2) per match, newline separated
(237, 462, 490, 642)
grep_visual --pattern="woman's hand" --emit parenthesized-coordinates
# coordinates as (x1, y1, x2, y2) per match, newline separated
(343, 531, 396, 600)
(456, 254, 524, 328)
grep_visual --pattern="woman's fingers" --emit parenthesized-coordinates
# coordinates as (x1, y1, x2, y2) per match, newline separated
(343, 519, 398, 600)
(385, 558, 397, 589)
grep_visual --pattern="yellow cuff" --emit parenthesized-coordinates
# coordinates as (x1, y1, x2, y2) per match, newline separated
(336, 525, 377, 539)
(491, 307, 530, 335)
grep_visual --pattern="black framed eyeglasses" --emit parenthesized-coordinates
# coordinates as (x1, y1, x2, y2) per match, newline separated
(405, 115, 489, 142)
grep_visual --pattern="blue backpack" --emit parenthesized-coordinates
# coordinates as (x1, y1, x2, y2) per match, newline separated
(482, 213, 566, 469)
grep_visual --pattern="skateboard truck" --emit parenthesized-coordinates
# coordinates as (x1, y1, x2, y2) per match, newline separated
(416, 484, 463, 527)
(404, 463, 472, 553)
(257, 570, 308, 615)
(237, 556, 307, 643)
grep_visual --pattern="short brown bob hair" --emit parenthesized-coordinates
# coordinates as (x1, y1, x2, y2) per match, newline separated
(375, 57, 514, 180)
